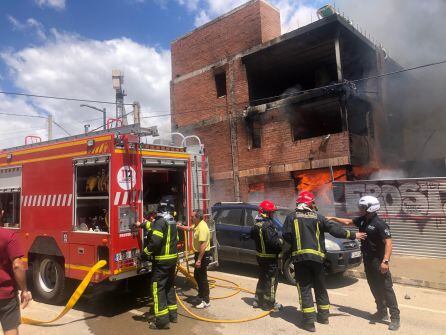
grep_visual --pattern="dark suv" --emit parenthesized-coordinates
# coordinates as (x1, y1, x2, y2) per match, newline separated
(212, 202, 362, 285)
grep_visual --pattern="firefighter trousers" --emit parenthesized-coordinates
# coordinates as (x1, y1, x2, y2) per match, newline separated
(294, 260, 330, 323)
(364, 258, 400, 320)
(255, 257, 279, 308)
(151, 261, 177, 327)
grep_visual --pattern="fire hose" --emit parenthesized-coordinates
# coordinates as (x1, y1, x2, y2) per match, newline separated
(21, 230, 273, 325)
(21, 260, 107, 325)
(175, 229, 273, 323)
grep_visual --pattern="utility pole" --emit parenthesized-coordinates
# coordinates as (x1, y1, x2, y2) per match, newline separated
(112, 69, 127, 125)
(47, 114, 53, 140)
(133, 101, 141, 124)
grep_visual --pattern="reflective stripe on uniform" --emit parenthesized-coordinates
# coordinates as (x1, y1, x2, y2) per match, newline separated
(259, 226, 266, 254)
(270, 276, 276, 302)
(165, 224, 171, 256)
(145, 219, 152, 231)
(167, 304, 178, 311)
(346, 230, 351, 239)
(318, 304, 330, 310)
(297, 283, 302, 308)
(154, 254, 178, 261)
(292, 249, 325, 258)
(316, 221, 321, 252)
(143, 247, 152, 256)
(152, 230, 164, 238)
(153, 281, 169, 317)
(256, 253, 276, 258)
(302, 307, 316, 313)
(293, 218, 302, 251)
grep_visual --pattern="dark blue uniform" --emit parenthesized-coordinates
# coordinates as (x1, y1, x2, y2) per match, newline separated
(353, 214, 400, 321)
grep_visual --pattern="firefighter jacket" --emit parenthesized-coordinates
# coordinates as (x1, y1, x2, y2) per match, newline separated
(145, 215, 178, 264)
(250, 216, 282, 259)
(283, 207, 357, 263)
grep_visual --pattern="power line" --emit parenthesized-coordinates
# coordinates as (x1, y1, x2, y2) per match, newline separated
(0, 112, 47, 118)
(2, 59, 445, 127)
(0, 91, 133, 106)
(52, 120, 72, 136)
(139, 59, 446, 119)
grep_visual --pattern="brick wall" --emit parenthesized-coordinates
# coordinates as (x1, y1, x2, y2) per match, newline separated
(171, 0, 280, 77)
(171, 1, 353, 204)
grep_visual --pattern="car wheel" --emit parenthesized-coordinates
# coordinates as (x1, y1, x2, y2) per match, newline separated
(283, 257, 296, 285)
(32, 256, 66, 304)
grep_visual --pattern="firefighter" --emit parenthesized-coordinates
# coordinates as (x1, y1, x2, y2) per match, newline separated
(283, 191, 366, 332)
(143, 203, 179, 330)
(250, 200, 283, 311)
(326, 196, 400, 331)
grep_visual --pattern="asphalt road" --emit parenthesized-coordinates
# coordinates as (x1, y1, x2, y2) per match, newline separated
(18, 262, 446, 335)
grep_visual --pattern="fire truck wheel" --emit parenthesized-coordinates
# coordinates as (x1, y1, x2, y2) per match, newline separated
(32, 256, 66, 304)
(283, 257, 297, 286)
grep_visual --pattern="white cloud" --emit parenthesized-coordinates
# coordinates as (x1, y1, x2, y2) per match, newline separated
(0, 31, 172, 149)
(7, 16, 47, 40)
(177, 0, 318, 30)
(177, 0, 200, 12)
(35, 0, 66, 10)
(194, 10, 211, 26)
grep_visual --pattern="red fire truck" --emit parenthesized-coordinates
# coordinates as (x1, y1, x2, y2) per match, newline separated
(0, 124, 217, 303)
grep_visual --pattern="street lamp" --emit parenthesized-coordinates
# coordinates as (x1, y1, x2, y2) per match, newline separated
(80, 104, 107, 130)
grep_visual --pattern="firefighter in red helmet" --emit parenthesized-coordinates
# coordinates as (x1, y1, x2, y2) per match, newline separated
(283, 191, 367, 332)
(250, 200, 283, 311)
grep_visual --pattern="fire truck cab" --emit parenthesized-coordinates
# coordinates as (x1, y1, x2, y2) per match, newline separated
(0, 124, 217, 303)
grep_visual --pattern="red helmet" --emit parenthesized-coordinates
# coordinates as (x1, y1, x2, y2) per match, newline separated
(258, 200, 277, 214)
(296, 191, 315, 205)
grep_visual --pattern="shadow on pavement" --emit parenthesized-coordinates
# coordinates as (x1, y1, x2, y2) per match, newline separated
(331, 303, 385, 324)
(325, 273, 359, 289)
(270, 305, 305, 330)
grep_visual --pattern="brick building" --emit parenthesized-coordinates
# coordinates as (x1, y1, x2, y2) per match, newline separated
(170, 0, 399, 209)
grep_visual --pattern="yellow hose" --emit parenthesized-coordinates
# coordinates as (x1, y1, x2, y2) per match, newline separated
(22, 260, 107, 325)
(176, 229, 273, 323)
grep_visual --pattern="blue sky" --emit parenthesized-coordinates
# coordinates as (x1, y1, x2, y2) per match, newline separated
(0, 0, 330, 148)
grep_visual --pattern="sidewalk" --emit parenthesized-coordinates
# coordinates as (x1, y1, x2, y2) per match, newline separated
(345, 255, 446, 290)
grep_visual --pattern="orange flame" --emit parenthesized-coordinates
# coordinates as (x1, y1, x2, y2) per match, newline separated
(294, 168, 347, 204)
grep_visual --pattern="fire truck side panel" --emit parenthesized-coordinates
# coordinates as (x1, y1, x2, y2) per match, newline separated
(108, 149, 143, 278)
(0, 134, 114, 283)
(21, 158, 73, 270)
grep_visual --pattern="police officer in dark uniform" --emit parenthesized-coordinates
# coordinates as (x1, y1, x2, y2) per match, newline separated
(143, 203, 179, 330)
(250, 200, 283, 311)
(283, 191, 366, 332)
(327, 195, 400, 331)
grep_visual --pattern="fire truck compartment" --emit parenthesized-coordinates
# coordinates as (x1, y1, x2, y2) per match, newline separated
(74, 157, 110, 233)
(142, 165, 187, 223)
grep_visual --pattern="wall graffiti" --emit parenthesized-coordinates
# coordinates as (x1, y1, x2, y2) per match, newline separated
(334, 178, 446, 233)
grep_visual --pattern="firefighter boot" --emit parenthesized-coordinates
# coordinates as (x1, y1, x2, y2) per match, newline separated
(370, 310, 389, 322)
(316, 314, 329, 324)
(302, 321, 316, 333)
(388, 319, 400, 331)
(148, 321, 170, 330)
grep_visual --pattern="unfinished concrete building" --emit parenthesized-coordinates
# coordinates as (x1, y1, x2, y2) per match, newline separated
(170, 0, 400, 208)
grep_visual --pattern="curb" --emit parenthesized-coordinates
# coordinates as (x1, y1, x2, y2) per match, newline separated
(345, 269, 446, 291)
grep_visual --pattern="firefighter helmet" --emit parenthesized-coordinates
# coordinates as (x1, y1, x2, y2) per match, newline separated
(358, 195, 380, 213)
(258, 200, 277, 214)
(296, 191, 315, 205)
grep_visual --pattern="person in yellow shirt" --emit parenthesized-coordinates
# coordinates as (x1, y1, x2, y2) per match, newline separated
(178, 209, 211, 309)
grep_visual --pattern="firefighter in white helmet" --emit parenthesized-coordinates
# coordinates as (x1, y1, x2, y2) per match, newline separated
(327, 195, 400, 331)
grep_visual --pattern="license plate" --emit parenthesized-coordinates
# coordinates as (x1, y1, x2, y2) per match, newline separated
(351, 251, 361, 258)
